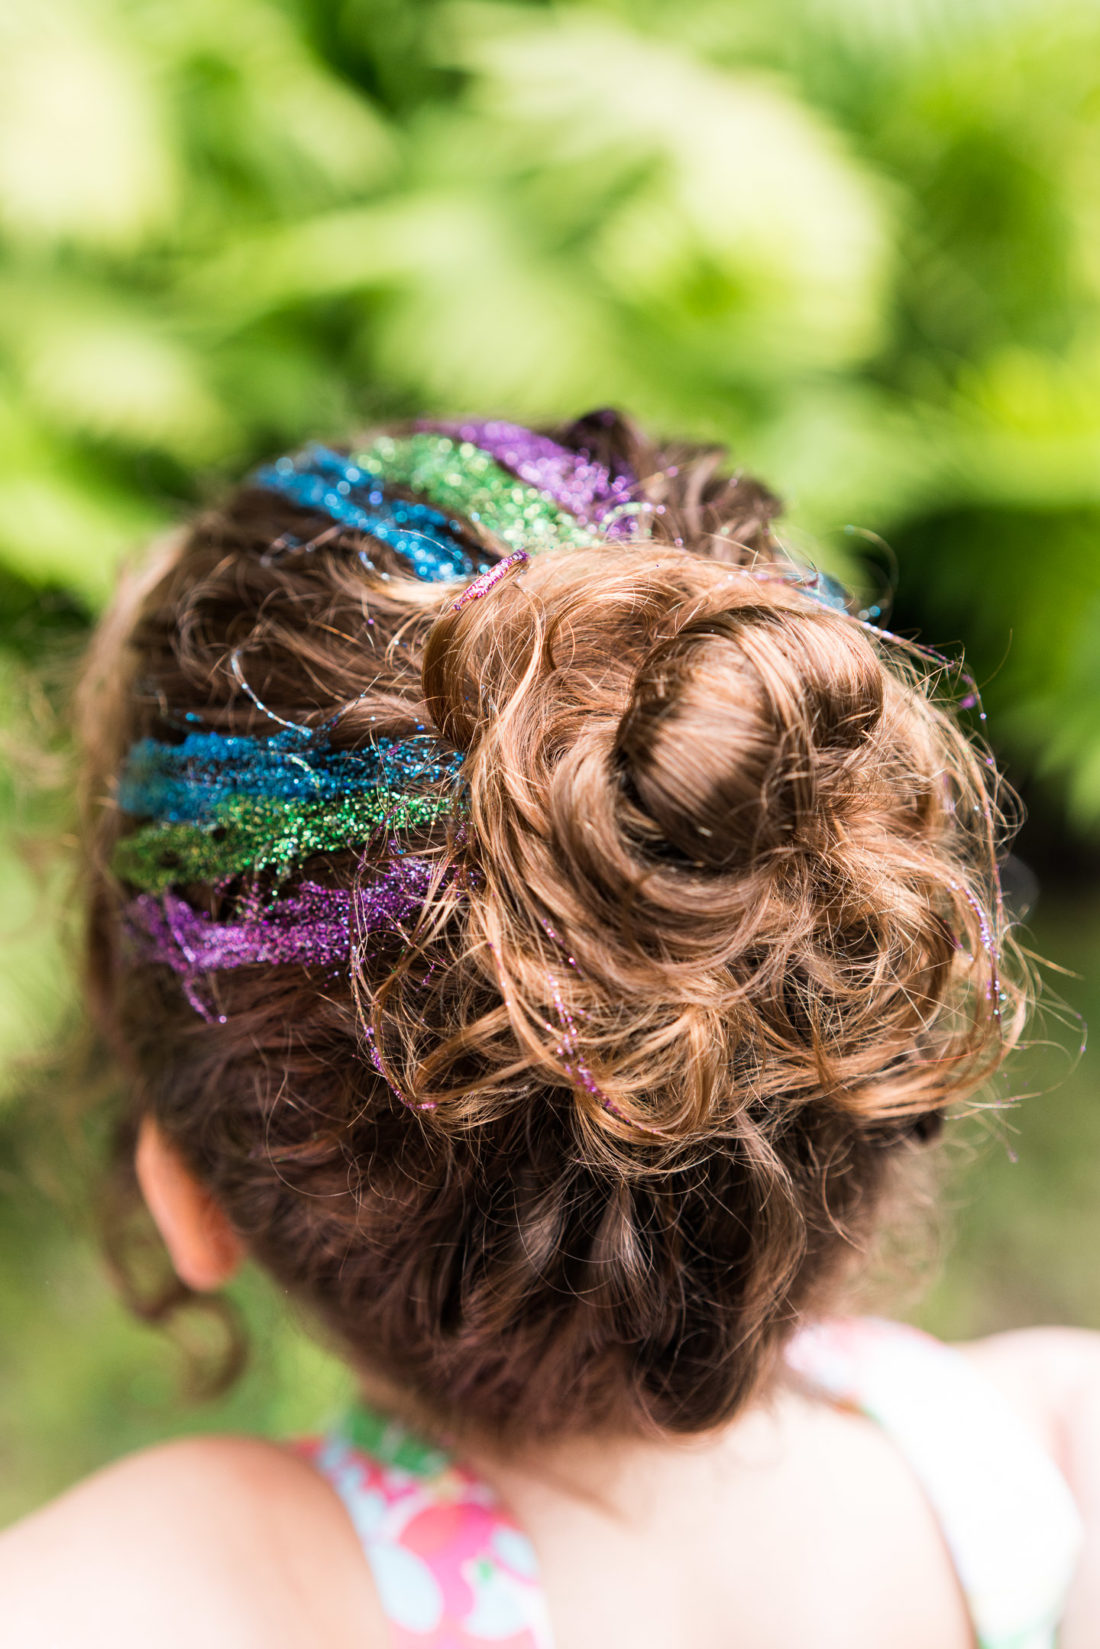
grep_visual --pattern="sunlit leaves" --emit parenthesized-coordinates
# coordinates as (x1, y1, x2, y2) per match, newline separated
(452, 5, 893, 371)
(0, 1, 178, 250)
(0, 0, 1099, 817)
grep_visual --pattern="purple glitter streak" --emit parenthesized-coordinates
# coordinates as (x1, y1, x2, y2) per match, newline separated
(946, 876, 1003, 1025)
(418, 419, 639, 538)
(451, 548, 528, 610)
(127, 859, 447, 984)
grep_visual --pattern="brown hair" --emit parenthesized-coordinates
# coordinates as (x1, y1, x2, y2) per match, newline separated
(78, 411, 1024, 1442)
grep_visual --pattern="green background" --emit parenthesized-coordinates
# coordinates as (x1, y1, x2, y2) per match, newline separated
(2, 0, 1100, 1524)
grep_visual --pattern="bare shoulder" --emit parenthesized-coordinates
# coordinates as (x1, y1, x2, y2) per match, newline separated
(959, 1324, 1100, 1463)
(0, 1434, 384, 1649)
(959, 1324, 1100, 1643)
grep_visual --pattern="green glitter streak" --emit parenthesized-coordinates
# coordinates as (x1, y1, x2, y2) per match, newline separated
(114, 790, 454, 893)
(354, 433, 599, 555)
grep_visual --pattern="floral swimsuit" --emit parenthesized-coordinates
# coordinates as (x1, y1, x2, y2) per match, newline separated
(297, 1317, 1083, 1649)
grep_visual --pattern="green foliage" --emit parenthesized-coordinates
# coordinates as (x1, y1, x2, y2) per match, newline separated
(0, 0, 1097, 810)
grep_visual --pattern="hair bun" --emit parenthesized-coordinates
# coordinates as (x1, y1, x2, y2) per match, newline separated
(86, 414, 1024, 1447)
(614, 603, 885, 869)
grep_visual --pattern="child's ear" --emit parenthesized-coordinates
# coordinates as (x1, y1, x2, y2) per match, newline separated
(135, 1116, 245, 1291)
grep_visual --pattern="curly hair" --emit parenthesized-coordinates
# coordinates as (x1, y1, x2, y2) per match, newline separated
(77, 410, 1025, 1442)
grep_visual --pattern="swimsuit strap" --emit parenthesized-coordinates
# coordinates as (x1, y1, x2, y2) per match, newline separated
(786, 1317, 1083, 1649)
(301, 1317, 1082, 1649)
(296, 1404, 555, 1649)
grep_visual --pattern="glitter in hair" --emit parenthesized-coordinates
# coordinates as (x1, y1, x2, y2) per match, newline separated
(118, 729, 463, 825)
(126, 862, 447, 979)
(353, 433, 606, 555)
(252, 445, 489, 584)
(451, 549, 529, 611)
(114, 789, 457, 893)
(418, 419, 638, 536)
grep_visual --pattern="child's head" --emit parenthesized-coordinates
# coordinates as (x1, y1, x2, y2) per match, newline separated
(78, 412, 1022, 1442)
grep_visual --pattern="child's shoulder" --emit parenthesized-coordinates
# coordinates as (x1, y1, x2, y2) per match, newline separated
(2, 1324, 1096, 1649)
(961, 1323, 1100, 1458)
(0, 1434, 386, 1649)
(960, 1325, 1100, 1637)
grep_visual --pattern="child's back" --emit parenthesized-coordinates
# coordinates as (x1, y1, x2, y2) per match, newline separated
(3, 1325, 1095, 1647)
(2, 414, 1091, 1644)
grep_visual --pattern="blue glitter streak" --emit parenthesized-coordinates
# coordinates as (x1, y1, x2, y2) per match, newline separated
(118, 729, 465, 824)
(252, 445, 490, 584)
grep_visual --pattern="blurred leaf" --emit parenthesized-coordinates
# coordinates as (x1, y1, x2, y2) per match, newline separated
(0, 655, 73, 1096)
(0, 392, 166, 601)
(158, 0, 397, 208)
(447, 4, 894, 370)
(16, 298, 236, 456)
(0, 2, 179, 250)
